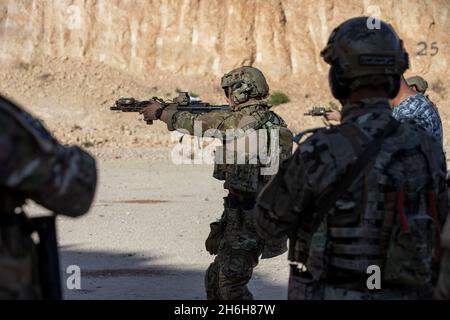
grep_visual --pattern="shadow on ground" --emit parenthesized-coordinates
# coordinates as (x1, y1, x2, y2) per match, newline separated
(59, 247, 287, 300)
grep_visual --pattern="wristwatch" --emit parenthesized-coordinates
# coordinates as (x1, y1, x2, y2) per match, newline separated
(155, 107, 165, 120)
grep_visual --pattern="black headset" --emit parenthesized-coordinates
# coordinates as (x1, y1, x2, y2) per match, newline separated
(329, 64, 401, 100)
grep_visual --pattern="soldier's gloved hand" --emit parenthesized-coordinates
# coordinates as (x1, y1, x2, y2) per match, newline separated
(139, 100, 162, 122)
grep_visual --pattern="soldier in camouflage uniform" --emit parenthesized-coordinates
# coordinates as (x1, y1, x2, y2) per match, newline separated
(140, 66, 293, 299)
(0, 95, 97, 299)
(254, 17, 448, 300)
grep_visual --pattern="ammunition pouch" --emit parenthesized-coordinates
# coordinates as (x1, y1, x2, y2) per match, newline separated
(205, 220, 226, 255)
(288, 264, 321, 300)
(226, 193, 287, 258)
(261, 236, 288, 259)
(382, 213, 436, 289)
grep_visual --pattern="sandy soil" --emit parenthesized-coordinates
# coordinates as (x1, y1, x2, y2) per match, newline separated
(27, 150, 289, 300)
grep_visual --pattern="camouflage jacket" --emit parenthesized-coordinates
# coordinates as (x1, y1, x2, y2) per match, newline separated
(0, 95, 97, 217)
(255, 98, 447, 288)
(166, 101, 293, 194)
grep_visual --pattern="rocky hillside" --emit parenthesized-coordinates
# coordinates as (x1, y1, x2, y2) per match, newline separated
(1, 0, 448, 80)
(0, 0, 449, 152)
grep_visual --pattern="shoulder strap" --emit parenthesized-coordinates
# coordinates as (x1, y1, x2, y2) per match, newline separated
(238, 108, 270, 132)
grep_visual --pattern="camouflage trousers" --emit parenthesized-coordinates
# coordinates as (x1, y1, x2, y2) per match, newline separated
(204, 196, 264, 300)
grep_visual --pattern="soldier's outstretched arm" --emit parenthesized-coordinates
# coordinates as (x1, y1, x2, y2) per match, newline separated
(0, 96, 97, 217)
(165, 109, 243, 136)
(139, 100, 259, 136)
(161, 107, 262, 135)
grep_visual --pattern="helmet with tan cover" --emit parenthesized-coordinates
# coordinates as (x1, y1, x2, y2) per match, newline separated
(221, 66, 269, 104)
(406, 75, 428, 94)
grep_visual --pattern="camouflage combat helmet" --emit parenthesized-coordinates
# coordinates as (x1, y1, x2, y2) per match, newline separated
(406, 75, 428, 94)
(221, 66, 269, 104)
(321, 17, 409, 98)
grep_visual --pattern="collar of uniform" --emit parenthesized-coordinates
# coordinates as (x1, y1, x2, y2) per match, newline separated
(232, 100, 269, 111)
(395, 93, 421, 110)
(341, 97, 391, 124)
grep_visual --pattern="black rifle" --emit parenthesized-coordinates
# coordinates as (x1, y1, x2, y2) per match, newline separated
(110, 92, 230, 124)
(303, 106, 333, 116)
(30, 216, 62, 300)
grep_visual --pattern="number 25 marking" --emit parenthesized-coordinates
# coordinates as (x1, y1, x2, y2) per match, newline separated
(417, 42, 439, 56)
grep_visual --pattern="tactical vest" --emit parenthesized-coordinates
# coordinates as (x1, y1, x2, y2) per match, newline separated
(291, 121, 442, 290)
(213, 103, 292, 194)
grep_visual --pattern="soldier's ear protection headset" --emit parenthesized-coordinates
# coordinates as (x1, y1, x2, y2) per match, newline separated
(328, 66, 402, 100)
(328, 65, 350, 100)
(321, 29, 352, 100)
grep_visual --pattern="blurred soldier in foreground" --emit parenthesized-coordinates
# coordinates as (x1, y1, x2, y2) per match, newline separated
(324, 74, 443, 144)
(254, 17, 447, 300)
(0, 95, 97, 299)
(139, 66, 293, 299)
